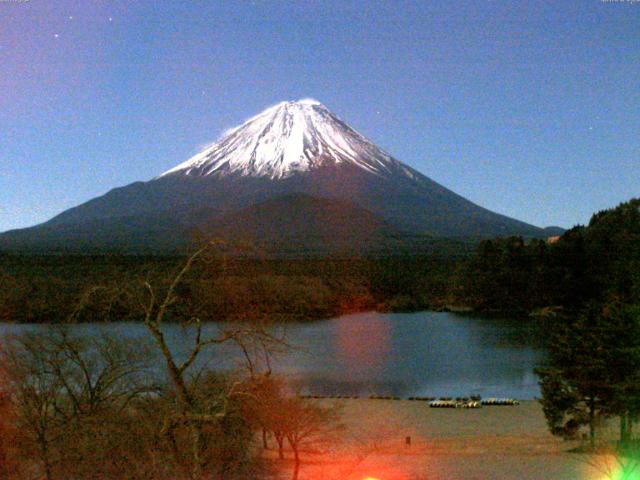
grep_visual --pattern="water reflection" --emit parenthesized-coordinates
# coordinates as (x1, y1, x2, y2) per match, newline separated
(334, 314, 392, 378)
(280, 312, 544, 399)
(0, 311, 545, 399)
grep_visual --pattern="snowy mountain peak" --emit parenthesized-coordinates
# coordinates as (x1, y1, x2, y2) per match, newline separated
(285, 98, 322, 106)
(160, 99, 402, 180)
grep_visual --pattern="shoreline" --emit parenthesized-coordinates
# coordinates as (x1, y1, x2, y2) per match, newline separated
(267, 398, 620, 479)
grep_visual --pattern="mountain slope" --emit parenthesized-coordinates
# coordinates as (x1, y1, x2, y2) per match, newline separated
(0, 99, 554, 253)
(202, 193, 400, 255)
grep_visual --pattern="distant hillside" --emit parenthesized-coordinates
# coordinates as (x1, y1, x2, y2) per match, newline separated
(0, 212, 192, 254)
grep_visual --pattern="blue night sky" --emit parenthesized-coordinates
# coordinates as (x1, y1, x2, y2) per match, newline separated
(1, 0, 638, 232)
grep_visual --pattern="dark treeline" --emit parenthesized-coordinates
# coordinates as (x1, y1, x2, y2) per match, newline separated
(457, 198, 640, 315)
(1, 198, 638, 323)
(0, 252, 460, 323)
(453, 199, 640, 455)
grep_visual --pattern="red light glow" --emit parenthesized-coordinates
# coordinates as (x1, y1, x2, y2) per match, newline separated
(335, 314, 391, 377)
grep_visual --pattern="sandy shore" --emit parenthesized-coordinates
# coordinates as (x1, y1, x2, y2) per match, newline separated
(268, 399, 620, 480)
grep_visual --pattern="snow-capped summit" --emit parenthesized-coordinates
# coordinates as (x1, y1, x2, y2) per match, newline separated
(160, 99, 402, 180)
(0, 99, 553, 253)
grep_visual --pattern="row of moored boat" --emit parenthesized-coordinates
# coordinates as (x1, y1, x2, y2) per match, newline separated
(297, 394, 520, 407)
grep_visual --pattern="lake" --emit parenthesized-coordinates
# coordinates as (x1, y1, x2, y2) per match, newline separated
(0, 311, 545, 399)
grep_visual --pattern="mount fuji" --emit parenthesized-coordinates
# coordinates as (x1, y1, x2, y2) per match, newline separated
(0, 99, 559, 254)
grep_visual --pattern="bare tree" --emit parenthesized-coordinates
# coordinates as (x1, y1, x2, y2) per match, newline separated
(1, 332, 68, 480)
(135, 241, 286, 479)
(0, 241, 289, 479)
(284, 398, 342, 480)
(0, 382, 20, 478)
(0, 328, 155, 480)
(245, 375, 342, 480)
(244, 376, 289, 459)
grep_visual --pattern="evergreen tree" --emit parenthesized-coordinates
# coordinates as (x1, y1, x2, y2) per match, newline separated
(536, 302, 640, 448)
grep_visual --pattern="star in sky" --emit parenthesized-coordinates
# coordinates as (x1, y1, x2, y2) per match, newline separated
(0, 0, 637, 233)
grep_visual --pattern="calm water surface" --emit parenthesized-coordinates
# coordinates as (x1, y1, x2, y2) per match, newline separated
(0, 311, 545, 399)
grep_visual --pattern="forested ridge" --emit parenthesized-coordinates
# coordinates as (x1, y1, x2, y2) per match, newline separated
(0, 198, 638, 323)
(458, 198, 640, 315)
(0, 252, 459, 323)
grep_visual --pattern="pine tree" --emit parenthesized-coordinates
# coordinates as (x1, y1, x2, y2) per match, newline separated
(536, 302, 640, 448)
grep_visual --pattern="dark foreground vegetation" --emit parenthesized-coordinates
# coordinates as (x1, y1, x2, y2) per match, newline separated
(530, 199, 640, 468)
(460, 198, 640, 315)
(537, 302, 640, 448)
